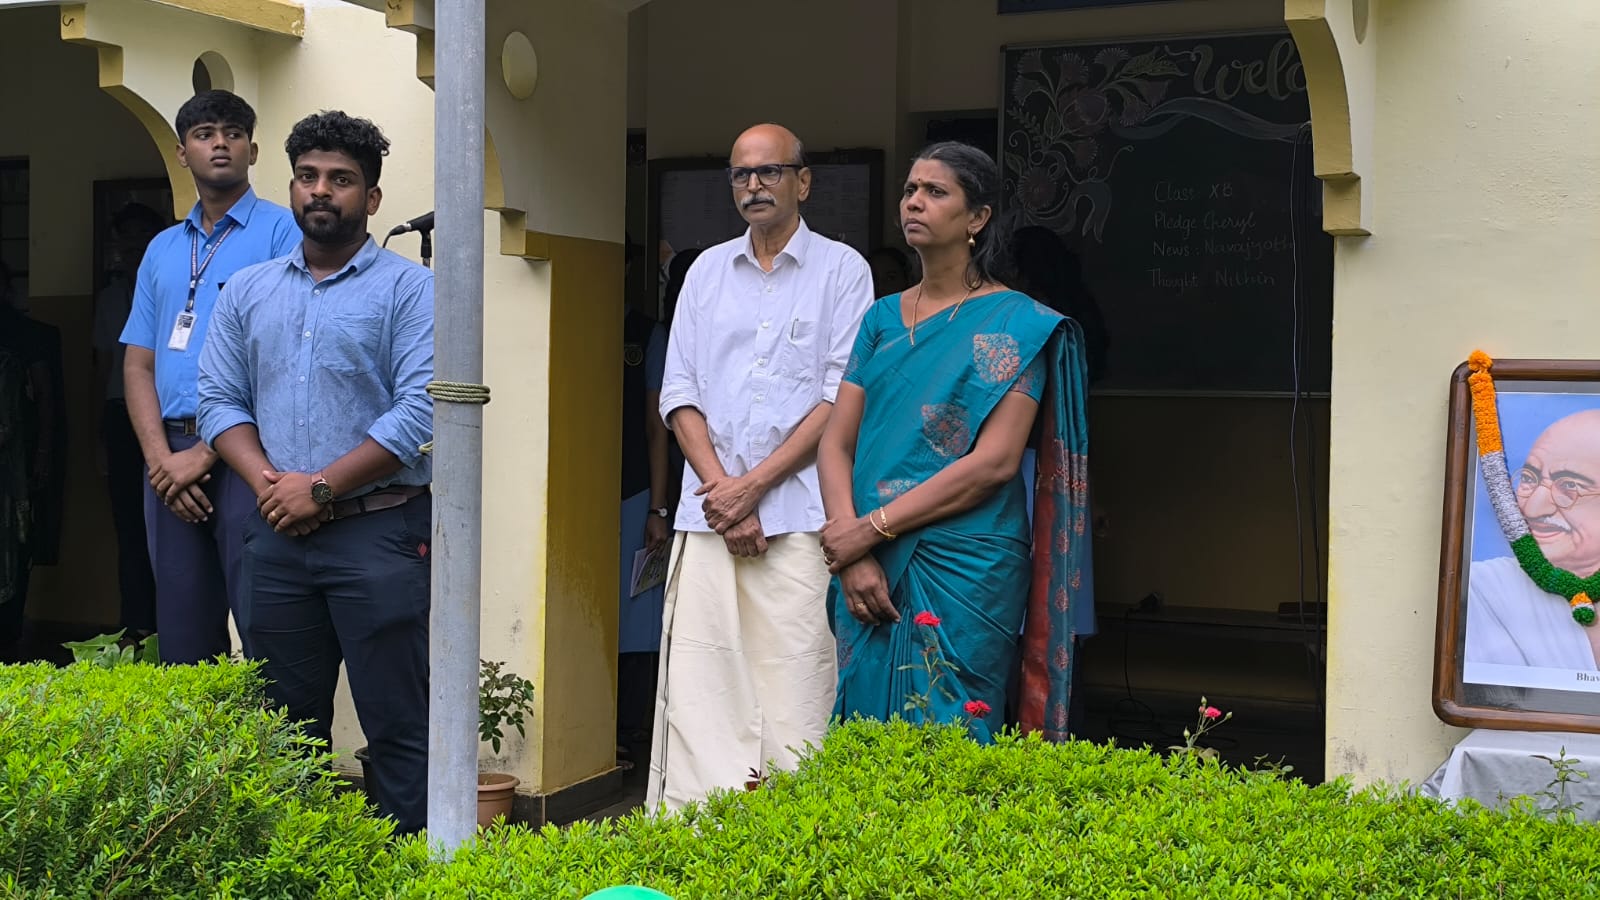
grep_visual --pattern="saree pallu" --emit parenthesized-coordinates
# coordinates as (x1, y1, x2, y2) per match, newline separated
(832, 291, 1091, 741)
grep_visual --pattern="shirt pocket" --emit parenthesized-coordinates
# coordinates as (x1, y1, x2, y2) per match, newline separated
(779, 317, 819, 382)
(316, 315, 382, 376)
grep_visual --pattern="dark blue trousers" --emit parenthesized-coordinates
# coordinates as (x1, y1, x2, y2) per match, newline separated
(105, 401, 156, 634)
(241, 494, 431, 834)
(144, 429, 253, 664)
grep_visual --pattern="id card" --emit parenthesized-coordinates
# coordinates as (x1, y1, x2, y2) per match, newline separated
(167, 312, 196, 351)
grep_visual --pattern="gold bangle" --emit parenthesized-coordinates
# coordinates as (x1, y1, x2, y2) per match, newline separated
(870, 507, 898, 541)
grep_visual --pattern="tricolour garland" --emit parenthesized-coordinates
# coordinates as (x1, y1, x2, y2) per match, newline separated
(1467, 350, 1598, 625)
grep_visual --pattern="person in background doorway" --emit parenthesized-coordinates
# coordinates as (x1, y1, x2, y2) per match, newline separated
(198, 110, 433, 834)
(120, 89, 300, 664)
(0, 260, 48, 662)
(646, 124, 874, 811)
(1010, 225, 1108, 386)
(1008, 224, 1105, 733)
(866, 245, 912, 299)
(94, 202, 167, 639)
(617, 247, 700, 767)
(818, 141, 1094, 743)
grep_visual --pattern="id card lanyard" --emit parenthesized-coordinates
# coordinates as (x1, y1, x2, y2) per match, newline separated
(167, 222, 236, 352)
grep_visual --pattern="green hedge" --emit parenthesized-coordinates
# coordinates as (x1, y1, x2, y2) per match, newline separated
(4, 662, 1598, 899)
(408, 722, 1600, 898)
(0, 661, 404, 899)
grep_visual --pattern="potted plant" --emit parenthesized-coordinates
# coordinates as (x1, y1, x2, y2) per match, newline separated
(350, 658, 535, 828)
(476, 657, 536, 826)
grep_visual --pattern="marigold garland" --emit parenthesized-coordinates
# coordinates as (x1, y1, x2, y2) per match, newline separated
(1469, 351, 1598, 626)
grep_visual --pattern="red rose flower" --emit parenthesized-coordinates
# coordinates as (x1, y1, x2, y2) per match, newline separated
(964, 700, 992, 718)
(913, 611, 942, 627)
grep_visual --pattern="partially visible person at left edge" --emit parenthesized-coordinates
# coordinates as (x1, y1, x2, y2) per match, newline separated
(119, 89, 300, 664)
(197, 110, 434, 833)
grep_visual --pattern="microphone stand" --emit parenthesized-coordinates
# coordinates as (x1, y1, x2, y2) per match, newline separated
(381, 226, 434, 268)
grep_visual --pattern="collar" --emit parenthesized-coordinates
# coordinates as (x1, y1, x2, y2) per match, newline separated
(183, 186, 261, 236)
(737, 217, 813, 270)
(288, 235, 381, 280)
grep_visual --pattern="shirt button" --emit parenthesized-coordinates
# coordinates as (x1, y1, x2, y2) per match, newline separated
(761, 321, 770, 329)
(304, 330, 312, 338)
(299, 376, 306, 383)
(314, 289, 322, 296)
(754, 394, 764, 402)
(298, 419, 306, 426)
(757, 357, 767, 366)
(765, 286, 774, 294)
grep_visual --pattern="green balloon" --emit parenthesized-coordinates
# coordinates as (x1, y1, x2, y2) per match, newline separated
(582, 889, 673, 900)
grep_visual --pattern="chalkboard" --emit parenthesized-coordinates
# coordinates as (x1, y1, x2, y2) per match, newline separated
(647, 150, 883, 262)
(1001, 31, 1332, 394)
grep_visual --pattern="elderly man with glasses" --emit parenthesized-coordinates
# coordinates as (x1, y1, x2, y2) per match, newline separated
(1466, 408, 1600, 673)
(645, 123, 874, 812)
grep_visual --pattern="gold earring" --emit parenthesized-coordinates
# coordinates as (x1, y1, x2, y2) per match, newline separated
(967, 233, 976, 247)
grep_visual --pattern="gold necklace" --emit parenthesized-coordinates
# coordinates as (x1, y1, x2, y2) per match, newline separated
(908, 282, 978, 346)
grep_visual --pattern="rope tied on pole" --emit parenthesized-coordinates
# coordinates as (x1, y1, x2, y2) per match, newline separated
(419, 379, 491, 454)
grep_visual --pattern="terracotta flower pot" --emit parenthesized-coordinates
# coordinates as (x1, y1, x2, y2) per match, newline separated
(477, 772, 520, 827)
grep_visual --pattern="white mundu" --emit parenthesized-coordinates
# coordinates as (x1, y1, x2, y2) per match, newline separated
(646, 219, 874, 811)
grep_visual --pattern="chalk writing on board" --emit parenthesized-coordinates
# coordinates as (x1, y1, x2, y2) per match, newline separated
(1001, 33, 1331, 393)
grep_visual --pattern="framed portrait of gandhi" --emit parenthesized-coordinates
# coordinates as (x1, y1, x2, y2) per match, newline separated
(1436, 357, 1600, 733)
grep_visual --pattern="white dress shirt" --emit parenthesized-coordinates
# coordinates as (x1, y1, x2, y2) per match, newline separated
(659, 219, 874, 536)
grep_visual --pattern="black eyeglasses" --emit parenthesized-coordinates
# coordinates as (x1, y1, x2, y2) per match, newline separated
(726, 164, 804, 187)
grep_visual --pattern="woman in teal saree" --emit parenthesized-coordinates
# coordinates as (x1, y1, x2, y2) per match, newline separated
(818, 142, 1092, 742)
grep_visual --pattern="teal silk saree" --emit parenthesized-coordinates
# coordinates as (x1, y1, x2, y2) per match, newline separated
(832, 290, 1092, 741)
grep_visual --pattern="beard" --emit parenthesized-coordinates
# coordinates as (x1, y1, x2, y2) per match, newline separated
(295, 204, 365, 244)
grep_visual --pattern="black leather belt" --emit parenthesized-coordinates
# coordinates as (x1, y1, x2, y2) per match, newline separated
(163, 418, 199, 436)
(330, 485, 427, 520)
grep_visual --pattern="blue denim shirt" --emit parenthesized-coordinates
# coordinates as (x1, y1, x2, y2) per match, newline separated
(196, 236, 434, 494)
(120, 187, 301, 419)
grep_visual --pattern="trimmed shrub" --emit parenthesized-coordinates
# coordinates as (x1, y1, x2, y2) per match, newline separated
(0, 661, 399, 899)
(403, 720, 1600, 899)
(5, 662, 1597, 898)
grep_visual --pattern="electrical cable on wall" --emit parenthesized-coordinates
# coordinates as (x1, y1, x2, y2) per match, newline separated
(1289, 121, 1327, 721)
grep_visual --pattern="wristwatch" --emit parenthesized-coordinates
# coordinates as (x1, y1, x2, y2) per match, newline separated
(311, 474, 334, 505)
(650, 507, 671, 519)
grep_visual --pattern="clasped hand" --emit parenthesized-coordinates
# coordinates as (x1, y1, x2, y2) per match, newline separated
(819, 515, 882, 575)
(696, 474, 761, 534)
(150, 445, 214, 524)
(257, 470, 331, 536)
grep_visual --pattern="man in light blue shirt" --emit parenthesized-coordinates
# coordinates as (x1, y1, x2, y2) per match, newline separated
(120, 90, 299, 665)
(198, 110, 433, 834)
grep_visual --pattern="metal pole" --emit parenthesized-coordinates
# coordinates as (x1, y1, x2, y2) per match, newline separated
(427, 0, 485, 854)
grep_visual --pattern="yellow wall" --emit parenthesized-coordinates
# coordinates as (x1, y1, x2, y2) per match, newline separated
(1324, 0, 1600, 785)
(481, 0, 629, 794)
(642, 0, 902, 159)
(486, 0, 627, 242)
(0, 5, 169, 626)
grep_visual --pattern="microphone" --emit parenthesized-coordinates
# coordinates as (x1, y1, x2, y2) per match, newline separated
(387, 211, 434, 236)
